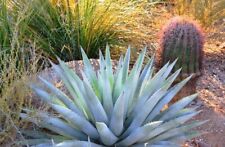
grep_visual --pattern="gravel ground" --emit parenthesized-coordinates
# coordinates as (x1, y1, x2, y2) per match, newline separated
(185, 40, 225, 146)
(197, 43, 225, 113)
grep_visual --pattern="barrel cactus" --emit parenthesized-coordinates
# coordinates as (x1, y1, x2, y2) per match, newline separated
(20, 46, 205, 146)
(159, 16, 204, 79)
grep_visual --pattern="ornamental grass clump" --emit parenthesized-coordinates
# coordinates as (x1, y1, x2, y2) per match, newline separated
(21, 46, 205, 146)
(25, 0, 119, 62)
(0, 1, 43, 144)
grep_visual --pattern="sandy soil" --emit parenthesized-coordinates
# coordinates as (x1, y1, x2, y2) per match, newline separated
(185, 26, 225, 146)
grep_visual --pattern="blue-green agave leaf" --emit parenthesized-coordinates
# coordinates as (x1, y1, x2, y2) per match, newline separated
(57, 59, 90, 116)
(161, 107, 200, 122)
(32, 140, 104, 147)
(50, 104, 99, 140)
(129, 47, 146, 76)
(159, 94, 198, 121)
(109, 92, 125, 136)
(117, 121, 162, 146)
(127, 57, 155, 116)
(80, 47, 99, 97)
(20, 113, 87, 140)
(19, 139, 56, 146)
(105, 44, 114, 87)
(139, 111, 201, 142)
(50, 62, 77, 101)
(122, 87, 168, 138)
(122, 46, 130, 84)
(99, 50, 105, 73)
(112, 64, 124, 102)
(144, 70, 192, 123)
(82, 72, 108, 124)
(146, 120, 208, 144)
(101, 70, 113, 118)
(96, 122, 118, 146)
(54, 140, 104, 147)
(38, 77, 84, 117)
(130, 62, 170, 120)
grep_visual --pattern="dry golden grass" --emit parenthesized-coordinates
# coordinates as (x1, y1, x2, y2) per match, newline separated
(0, 45, 45, 146)
(110, 1, 168, 60)
(174, 0, 225, 27)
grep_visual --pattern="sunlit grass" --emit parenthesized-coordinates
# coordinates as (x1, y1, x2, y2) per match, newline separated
(22, 0, 121, 62)
(0, 1, 44, 145)
(174, 0, 225, 27)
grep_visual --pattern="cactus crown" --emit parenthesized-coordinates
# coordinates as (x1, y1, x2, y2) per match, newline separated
(159, 16, 204, 78)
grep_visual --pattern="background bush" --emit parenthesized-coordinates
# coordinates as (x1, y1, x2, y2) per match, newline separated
(22, 0, 120, 62)
(0, 1, 43, 144)
(174, 0, 225, 27)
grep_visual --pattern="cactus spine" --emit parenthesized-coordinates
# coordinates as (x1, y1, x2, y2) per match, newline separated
(159, 16, 204, 78)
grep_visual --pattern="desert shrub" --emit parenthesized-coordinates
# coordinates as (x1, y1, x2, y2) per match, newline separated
(9, 0, 159, 61)
(0, 0, 43, 145)
(174, 0, 225, 26)
(0, 37, 44, 146)
(0, 0, 29, 91)
(0, 48, 44, 146)
(22, 0, 120, 62)
(110, 0, 158, 60)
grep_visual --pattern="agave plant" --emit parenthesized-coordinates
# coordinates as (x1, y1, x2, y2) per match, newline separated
(20, 46, 205, 146)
